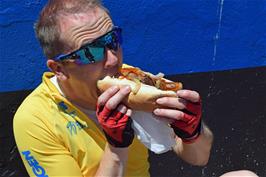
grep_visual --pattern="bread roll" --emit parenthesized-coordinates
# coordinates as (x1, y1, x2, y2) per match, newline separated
(97, 76, 178, 112)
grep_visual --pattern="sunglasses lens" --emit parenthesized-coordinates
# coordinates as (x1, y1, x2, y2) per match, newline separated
(89, 47, 105, 61)
(74, 47, 104, 65)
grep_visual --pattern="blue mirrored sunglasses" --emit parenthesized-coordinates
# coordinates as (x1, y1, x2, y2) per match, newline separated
(53, 26, 122, 65)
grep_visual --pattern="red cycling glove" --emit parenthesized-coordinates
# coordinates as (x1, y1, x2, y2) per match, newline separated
(171, 99, 202, 143)
(96, 104, 134, 148)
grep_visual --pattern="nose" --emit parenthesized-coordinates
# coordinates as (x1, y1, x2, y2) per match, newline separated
(104, 49, 119, 69)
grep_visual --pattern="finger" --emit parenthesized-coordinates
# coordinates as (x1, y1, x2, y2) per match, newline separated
(125, 108, 132, 117)
(186, 101, 202, 115)
(108, 110, 123, 125)
(108, 104, 128, 123)
(152, 114, 174, 124)
(98, 86, 119, 106)
(116, 109, 132, 125)
(105, 86, 131, 110)
(117, 108, 132, 122)
(153, 108, 184, 121)
(177, 90, 200, 103)
(97, 106, 112, 122)
(156, 97, 187, 109)
(116, 104, 127, 114)
(182, 113, 195, 123)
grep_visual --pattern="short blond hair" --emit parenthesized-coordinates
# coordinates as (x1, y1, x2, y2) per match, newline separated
(34, 0, 109, 59)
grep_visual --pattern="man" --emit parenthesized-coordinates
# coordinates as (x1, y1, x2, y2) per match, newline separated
(13, 0, 214, 176)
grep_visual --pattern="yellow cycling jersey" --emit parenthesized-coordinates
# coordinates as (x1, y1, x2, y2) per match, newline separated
(13, 70, 150, 177)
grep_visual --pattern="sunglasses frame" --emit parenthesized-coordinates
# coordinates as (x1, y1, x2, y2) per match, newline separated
(53, 26, 122, 65)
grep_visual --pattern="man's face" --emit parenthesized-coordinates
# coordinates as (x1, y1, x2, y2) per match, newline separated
(57, 7, 123, 100)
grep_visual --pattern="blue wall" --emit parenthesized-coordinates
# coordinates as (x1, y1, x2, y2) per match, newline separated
(0, 0, 265, 92)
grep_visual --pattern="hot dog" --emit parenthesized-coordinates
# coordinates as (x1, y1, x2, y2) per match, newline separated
(97, 65, 183, 112)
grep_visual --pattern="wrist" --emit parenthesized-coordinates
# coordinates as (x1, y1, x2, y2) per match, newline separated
(96, 144, 128, 176)
(108, 144, 129, 152)
(181, 121, 204, 144)
(106, 144, 129, 163)
(181, 132, 200, 144)
(103, 128, 134, 148)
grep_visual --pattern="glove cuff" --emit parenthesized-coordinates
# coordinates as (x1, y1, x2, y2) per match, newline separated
(181, 132, 200, 144)
(171, 121, 202, 144)
(103, 130, 134, 148)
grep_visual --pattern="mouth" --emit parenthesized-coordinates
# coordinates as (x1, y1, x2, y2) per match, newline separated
(96, 70, 121, 97)
(107, 71, 121, 78)
(100, 68, 121, 80)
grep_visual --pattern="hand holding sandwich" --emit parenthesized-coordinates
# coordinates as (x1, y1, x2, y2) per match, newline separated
(97, 86, 134, 148)
(95, 86, 134, 177)
(154, 89, 202, 143)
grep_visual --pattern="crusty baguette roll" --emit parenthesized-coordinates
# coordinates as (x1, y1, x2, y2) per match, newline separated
(97, 76, 180, 112)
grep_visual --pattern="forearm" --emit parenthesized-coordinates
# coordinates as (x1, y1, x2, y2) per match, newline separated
(173, 123, 213, 166)
(95, 144, 128, 177)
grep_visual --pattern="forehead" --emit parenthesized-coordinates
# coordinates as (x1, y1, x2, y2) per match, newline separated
(58, 7, 113, 49)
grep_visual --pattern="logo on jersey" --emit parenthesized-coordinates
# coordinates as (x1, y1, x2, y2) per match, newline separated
(58, 101, 87, 135)
(22, 150, 48, 177)
(67, 121, 86, 135)
(58, 101, 76, 118)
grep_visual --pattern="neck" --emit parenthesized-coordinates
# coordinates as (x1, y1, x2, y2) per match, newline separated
(58, 79, 98, 110)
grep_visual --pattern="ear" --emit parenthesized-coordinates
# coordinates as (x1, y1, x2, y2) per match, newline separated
(47, 59, 68, 80)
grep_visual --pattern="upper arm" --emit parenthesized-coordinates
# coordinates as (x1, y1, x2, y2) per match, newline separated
(13, 112, 83, 177)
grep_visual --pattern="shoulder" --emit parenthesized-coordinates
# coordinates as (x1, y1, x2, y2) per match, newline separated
(13, 84, 59, 138)
(14, 86, 51, 122)
(13, 93, 62, 151)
